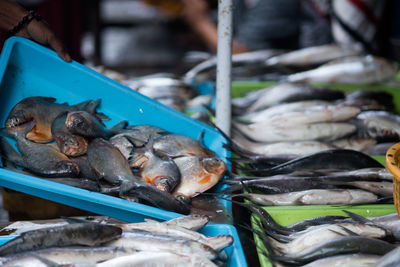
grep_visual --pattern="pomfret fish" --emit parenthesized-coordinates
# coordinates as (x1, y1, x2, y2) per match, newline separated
(172, 156, 227, 199)
(152, 134, 216, 159)
(66, 111, 127, 139)
(287, 56, 398, 85)
(5, 97, 107, 143)
(265, 44, 361, 67)
(51, 112, 88, 157)
(139, 150, 181, 192)
(87, 138, 190, 214)
(0, 123, 80, 177)
(0, 223, 122, 256)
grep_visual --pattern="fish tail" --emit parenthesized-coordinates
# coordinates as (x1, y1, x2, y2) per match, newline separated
(0, 136, 24, 166)
(109, 120, 129, 135)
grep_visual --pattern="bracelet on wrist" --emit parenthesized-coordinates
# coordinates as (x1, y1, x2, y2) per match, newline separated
(6, 10, 42, 38)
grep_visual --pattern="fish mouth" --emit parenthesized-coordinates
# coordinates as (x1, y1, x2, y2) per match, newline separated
(5, 112, 32, 128)
(56, 135, 89, 157)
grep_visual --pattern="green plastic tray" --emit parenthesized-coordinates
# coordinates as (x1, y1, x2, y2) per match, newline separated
(252, 204, 396, 267)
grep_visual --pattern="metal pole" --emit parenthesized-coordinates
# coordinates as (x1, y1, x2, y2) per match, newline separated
(215, 0, 233, 137)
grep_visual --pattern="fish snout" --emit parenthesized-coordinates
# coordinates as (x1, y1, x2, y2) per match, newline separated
(202, 157, 227, 175)
(56, 160, 80, 177)
(5, 110, 30, 128)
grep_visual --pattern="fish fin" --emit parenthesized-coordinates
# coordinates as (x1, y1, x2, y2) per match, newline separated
(342, 210, 372, 224)
(0, 136, 25, 166)
(73, 99, 92, 110)
(60, 216, 90, 224)
(29, 253, 61, 267)
(197, 130, 205, 146)
(0, 128, 14, 139)
(109, 120, 129, 135)
(329, 227, 357, 237)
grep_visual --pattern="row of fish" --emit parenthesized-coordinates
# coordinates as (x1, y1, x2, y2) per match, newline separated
(247, 205, 400, 267)
(0, 214, 234, 266)
(183, 43, 398, 84)
(0, 96, 227, 215)
(221, 149, 393, 206)
(226, 82, 400, 164)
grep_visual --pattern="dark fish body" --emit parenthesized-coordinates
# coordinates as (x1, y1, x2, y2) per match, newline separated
(240, 149, 383, 176)
(87, 138, 136, 186)
(51, 112, 88, 157)
(0, 123, 79, 177)
(5, 97, 103, 143)
(70, 155, 99, 180)
(373, 244, 400, 267)
(87, 138, 190, 214)
(275, 235, 396, 264)
(66, 111, 127, 139)
(0, 246, 129, 266)
(139, 151, 181, 193)
(0, 223, 122, 256)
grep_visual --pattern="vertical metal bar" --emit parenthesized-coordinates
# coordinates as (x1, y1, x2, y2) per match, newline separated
(215, 0, 233, 137)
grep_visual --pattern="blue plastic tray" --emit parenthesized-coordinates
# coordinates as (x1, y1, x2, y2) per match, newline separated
(0, 37, 232, 222)
(0, 223, 247, 267)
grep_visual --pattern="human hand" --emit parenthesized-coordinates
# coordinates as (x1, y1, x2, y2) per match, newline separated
(17, 18, 71, 62)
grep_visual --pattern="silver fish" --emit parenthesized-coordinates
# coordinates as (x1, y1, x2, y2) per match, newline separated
(246, 83, 345, 112)
(265, 44, 362, 67)
(331, 137, 377, 152)
(117, 220, 233, 251)
(164, 214, 210, 231)
(355, 111, 400, 140)
(302, 254, 380, 267)
(172, 156, 227, 199)
(241, 189, 378, 206)
(0, 223, 122, 256)
(269, 223, 388, 255)
(373, 243, 400, 267)
(96, 251, 217, 267)
(233, 121, 356, 142)
(105, 230, 217, 260)
(287, 56, 398, 85)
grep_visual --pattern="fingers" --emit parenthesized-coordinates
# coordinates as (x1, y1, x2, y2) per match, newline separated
(47, 34, 72, 62)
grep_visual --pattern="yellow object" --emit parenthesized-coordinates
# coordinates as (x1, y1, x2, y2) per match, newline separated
(143, 0, 183, 15)
(385, 143, 400, 217)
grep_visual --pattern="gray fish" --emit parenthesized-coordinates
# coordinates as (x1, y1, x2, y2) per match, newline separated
(240, 189, 378, 206)
(354, 111, 400, 140)
(164, 214, 210, 231)
(373, 242, 400, 267)
(173, 156, 227, 199)
(152, 134, 216, 159)
(5, 97, 107, 143)
(66, 111, 127, 139)
(0, 223, 122, 256)
(96, 251, 217, 267)
(139, 150, 181, 193)
(246, 83, 345, 112)
(117, 220, 233, 251)
(87, 138, 190, 214)
(302, 254, 380, 267)
(1, 246, 129, 266)
(105, 230, 217, 260)
(0, 123, 80, 177)
(265, 44, 362, 67)
(70, 155, 99, 180)
(51, 112, 89, 157)
(287, 56, 398, 85)
(273, 235, 395, 264)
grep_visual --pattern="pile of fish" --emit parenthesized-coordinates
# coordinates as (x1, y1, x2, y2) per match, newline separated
(248, 206, 400, 267)
(222, 149, 393, 206)
(227, 82, 400, 163)
(0, 96, 227, 215)
(0, 214, 234, 266)
(183, 43, 398, 84)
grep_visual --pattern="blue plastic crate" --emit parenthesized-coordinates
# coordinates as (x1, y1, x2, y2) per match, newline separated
(0, 223, 247, 267)
(0, 37, 232, 223)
